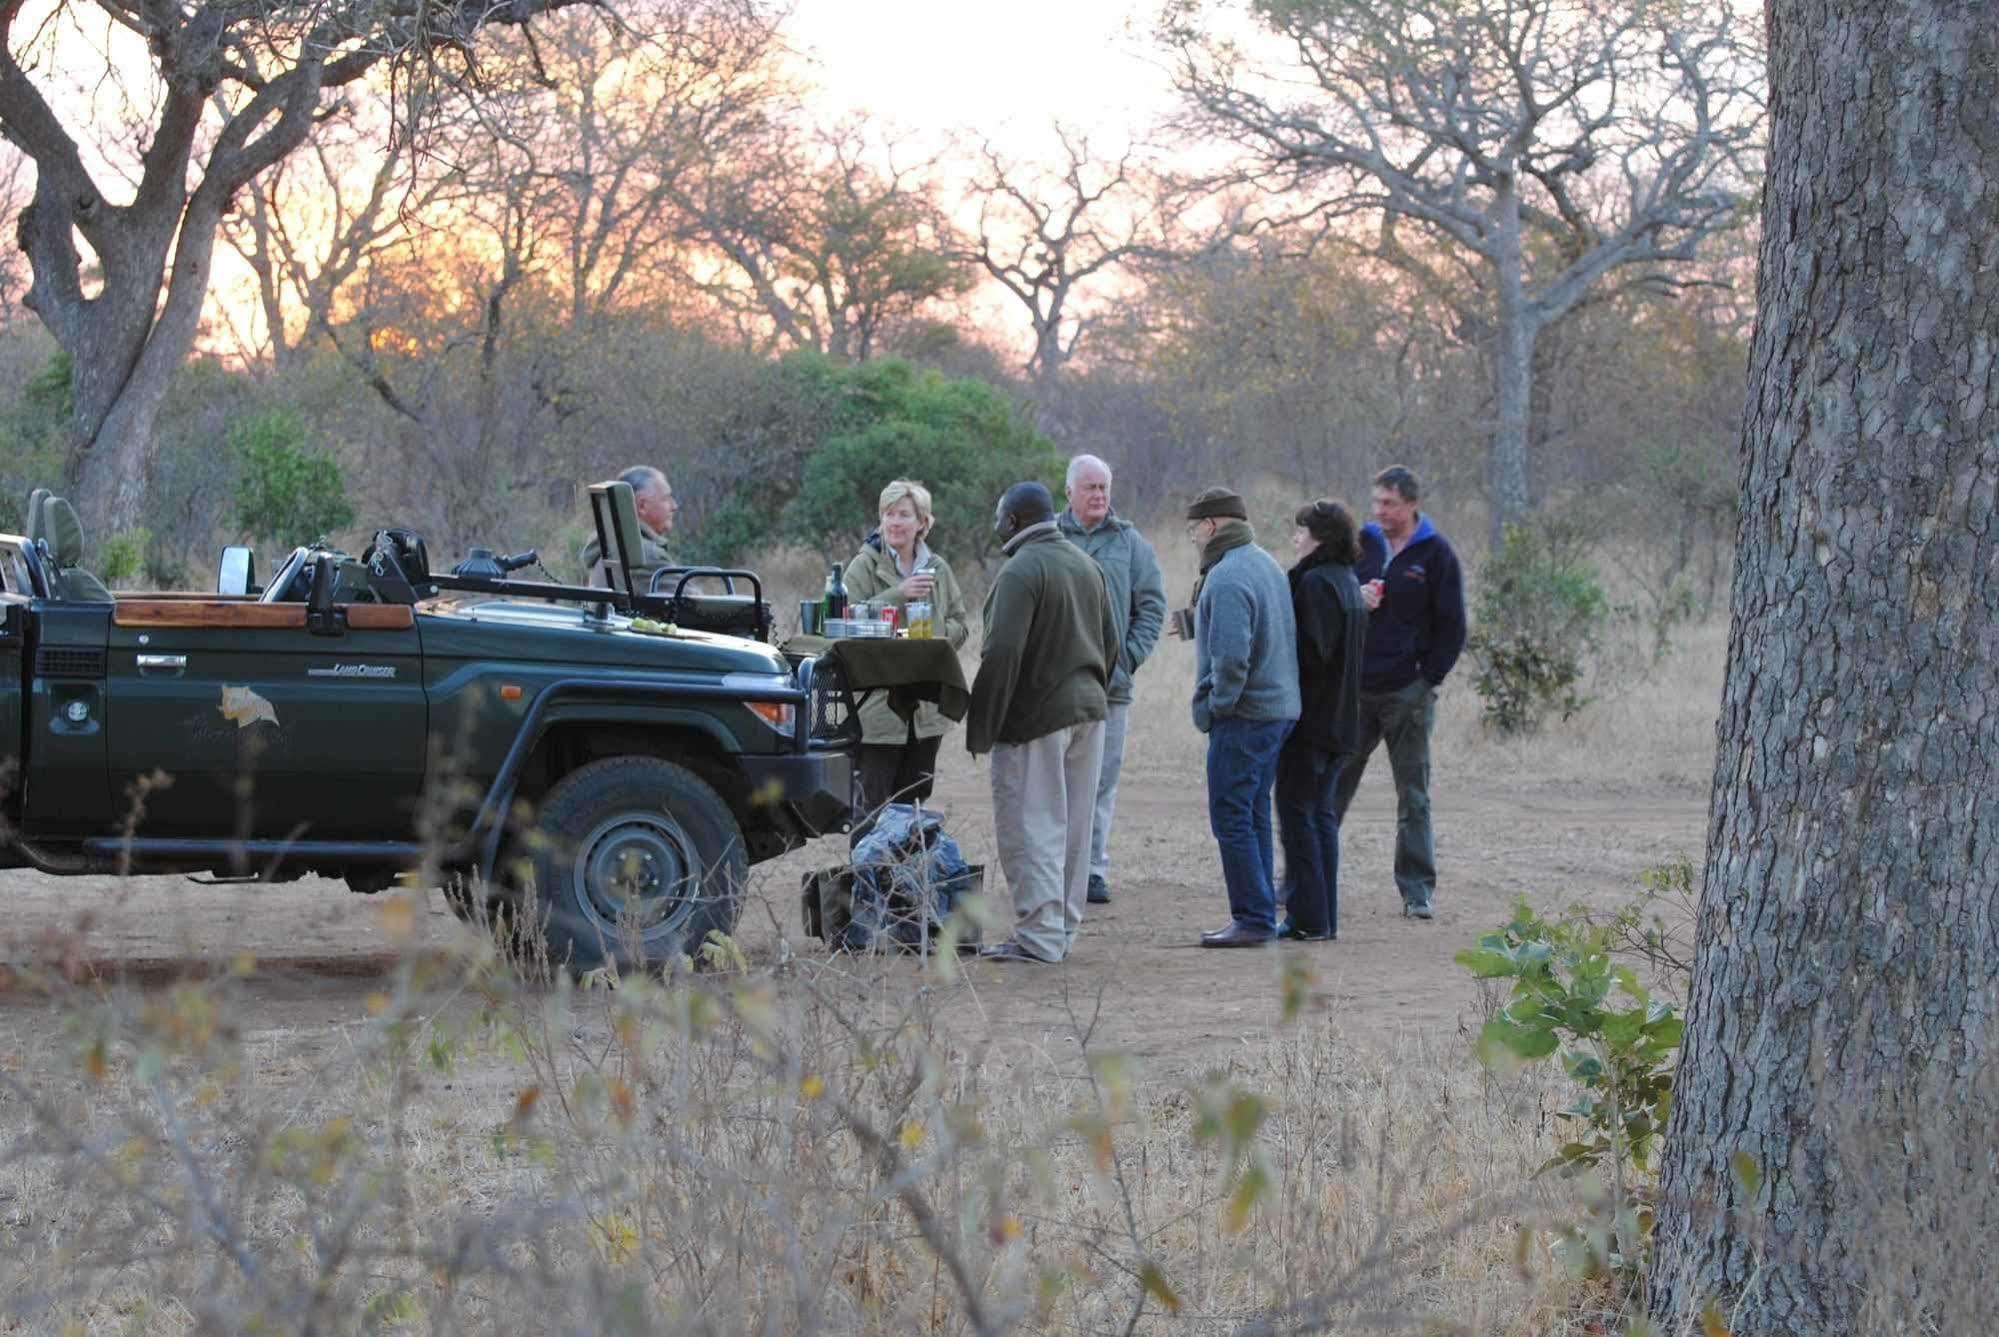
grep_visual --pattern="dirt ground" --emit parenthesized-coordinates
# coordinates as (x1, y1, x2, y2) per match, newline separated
(0, 739, 1708, 1079)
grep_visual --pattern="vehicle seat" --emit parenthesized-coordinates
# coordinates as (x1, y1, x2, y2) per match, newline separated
(22, 487, 49, 544)
(36, 495, 112, 602)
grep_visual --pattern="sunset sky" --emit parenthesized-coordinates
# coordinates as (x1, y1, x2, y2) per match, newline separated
(786, 1, 1178, 155)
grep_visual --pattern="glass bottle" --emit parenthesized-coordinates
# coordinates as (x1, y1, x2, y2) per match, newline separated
(822, 562, 847, 621)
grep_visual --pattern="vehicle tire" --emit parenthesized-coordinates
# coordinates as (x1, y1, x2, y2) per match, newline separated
(515, 755, 747, 972)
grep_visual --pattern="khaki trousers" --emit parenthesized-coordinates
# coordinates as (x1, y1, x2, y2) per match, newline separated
(989, 720, 1106, 962)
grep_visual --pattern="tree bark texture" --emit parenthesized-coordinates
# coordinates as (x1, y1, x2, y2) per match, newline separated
(1651, 4, 1997, 1334)
(1490, 187, 1535, 545)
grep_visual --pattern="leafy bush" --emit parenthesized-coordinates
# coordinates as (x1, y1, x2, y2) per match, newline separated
(0, 348, 73, 530)
(1460, 897, 1684, 1278)
(1468, 521, 1609, 732)
(96, 528, 151, 588)
(229, 407, 354, 547)
(778, 356, 1064, 563)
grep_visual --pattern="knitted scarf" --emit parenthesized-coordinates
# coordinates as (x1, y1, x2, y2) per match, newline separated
(1191, 518, 1256, 605)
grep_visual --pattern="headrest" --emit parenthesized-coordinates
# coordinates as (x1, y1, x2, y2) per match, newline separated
(43, 496, 84, 567)
(23, 488, 49, 543)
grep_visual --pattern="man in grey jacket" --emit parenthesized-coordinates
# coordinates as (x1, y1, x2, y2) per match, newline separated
(1058, 454, 1167, 905)
(1182, 487, 1301, 947)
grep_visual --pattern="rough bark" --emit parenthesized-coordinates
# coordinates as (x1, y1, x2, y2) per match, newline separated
(1650, 3, 1998, 1333)
(1489, 186, 1534, 547)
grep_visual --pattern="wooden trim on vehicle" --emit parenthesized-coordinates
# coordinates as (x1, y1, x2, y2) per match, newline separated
(112, 601, 415, 631)
(347, 605, 416, 630)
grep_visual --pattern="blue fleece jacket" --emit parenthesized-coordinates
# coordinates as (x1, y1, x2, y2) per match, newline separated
(1355, 515, 1467, 692)
(1192, 542, 1301, 732)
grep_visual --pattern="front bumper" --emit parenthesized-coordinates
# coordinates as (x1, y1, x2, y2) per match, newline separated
(740, 746, 854, 844)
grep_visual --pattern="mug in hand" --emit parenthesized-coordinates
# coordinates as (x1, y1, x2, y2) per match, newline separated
(1170, 607, 1196, 640)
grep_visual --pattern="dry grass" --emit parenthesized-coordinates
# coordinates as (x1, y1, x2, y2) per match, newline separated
(0, 912, 1629, 1335)
(0, 523, 1744, 1335)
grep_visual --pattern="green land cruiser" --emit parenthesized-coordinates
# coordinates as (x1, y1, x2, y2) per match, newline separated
(0, 481, 856, 969)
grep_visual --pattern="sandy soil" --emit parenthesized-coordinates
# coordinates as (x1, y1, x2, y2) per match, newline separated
(0, 749, 1706, 1079)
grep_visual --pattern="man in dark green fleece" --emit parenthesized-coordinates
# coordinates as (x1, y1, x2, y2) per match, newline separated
(967, 481, 1122, 964)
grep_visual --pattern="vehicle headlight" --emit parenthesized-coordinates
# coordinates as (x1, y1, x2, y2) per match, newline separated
(723, 674, 796, 735)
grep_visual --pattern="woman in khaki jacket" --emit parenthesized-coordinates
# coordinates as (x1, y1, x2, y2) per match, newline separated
(842, 479, 970, 833)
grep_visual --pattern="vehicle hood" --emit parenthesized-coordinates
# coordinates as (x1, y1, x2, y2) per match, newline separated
(415, 599, 789, 675)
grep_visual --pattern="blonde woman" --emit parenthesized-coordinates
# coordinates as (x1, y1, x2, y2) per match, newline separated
(842, 479, 970, 833)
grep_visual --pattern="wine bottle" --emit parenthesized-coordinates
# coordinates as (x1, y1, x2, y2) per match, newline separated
(822, 562, 847, 620)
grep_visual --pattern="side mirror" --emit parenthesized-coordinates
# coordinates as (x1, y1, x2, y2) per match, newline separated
(217, 546, 257, 596)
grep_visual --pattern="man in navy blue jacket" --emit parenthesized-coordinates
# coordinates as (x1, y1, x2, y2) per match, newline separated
(1334, 466, 1466, 919)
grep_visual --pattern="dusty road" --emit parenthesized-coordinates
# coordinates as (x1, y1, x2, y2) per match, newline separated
(0, 754, 1706, 1078)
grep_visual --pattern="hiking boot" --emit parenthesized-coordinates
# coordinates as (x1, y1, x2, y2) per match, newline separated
(1087, 874, 1111, 904)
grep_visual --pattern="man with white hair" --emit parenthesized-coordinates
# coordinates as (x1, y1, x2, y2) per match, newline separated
(1057, 454, 1167, 904)
(581, 465, 679, 584)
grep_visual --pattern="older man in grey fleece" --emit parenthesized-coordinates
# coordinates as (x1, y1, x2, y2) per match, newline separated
(1057, 454, 1166, 905)
(1181, 486, 1300, 948)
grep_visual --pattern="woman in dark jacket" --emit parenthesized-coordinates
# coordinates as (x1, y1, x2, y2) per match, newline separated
(1277, 500, 1368, 940)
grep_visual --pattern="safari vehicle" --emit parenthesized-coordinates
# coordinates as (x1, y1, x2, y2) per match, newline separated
(0, 482, 855, 969)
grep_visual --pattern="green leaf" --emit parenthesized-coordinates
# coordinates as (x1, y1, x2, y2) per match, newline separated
(1477, 1017, 1560, 1065)
(1138, 1262, 1182, 1313)
(1224, 1091, 1267, 1144)
(1600, 1008, 1647, 1047)
(1455, 947, 1517, 977)
(1226, 1160, 1270, 1232)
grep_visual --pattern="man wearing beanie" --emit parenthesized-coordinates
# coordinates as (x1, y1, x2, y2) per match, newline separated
(1182, 487, 1301, 947)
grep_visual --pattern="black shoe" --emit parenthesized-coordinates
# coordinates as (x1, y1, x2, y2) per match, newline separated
(1086, 875, 1111, 905)
(1403, 900, 1435, 920)
(977, 941, 1051, 964)
(1200, 922, 1275, 948)
(1275, 920, 1333, 942)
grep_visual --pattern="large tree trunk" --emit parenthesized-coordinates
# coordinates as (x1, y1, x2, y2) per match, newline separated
(1650, 4, 1998, 1334)
(63, 203, 225, 536)
(1488, 196, 1534, 547)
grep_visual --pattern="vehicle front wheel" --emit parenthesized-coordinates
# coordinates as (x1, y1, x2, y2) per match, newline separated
(515, 755, 747, 972)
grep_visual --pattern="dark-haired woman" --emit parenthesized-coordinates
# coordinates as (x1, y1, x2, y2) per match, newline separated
(1276, 500, 1368, 940)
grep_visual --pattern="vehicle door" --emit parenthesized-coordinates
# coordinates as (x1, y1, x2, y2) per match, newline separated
(0, 546, 31, 817)
(104, 601, 428, 840)
(0, 537, 114, 837)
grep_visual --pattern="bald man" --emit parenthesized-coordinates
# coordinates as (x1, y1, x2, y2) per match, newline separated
(966, 481, 1121, 964)
(581, 465, 680, 584)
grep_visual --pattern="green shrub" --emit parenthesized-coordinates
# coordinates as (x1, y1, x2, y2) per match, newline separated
(1460, 897, 1683, 1278)
(0, 349, 73, 530)
(229, 408, 354, 547)
(1468, 521, 1608, 732)
(778, 356, 1064, 564)
(96, 528, 151, 588)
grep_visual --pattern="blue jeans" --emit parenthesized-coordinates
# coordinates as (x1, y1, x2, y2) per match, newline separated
(1206, 717, 1292, 933)
(1277, 740, 1344, 937)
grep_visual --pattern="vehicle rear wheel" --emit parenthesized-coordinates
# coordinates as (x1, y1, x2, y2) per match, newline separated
(515, 755, 747, 972)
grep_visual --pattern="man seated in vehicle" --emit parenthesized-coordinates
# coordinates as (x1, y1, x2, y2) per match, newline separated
(581, 466, 678, 585)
